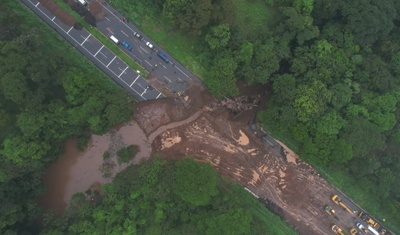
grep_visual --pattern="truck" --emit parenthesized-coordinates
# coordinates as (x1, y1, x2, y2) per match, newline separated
(368, 226, 380, 235)
(332, 225, 345, 235)
(358, 212, 382, 231)
(356, 223, 369, 235)
(332, 194, 354, 215)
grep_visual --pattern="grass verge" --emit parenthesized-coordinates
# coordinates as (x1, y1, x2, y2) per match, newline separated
(53, 0, 147, 76)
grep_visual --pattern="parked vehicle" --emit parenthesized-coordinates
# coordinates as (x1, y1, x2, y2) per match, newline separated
(146, 42, 155, 51)
(121, 41, 133, 51)
(157, 52, 169, 63)
(133, 32, 143, 40)
(109, 35, 120, 45)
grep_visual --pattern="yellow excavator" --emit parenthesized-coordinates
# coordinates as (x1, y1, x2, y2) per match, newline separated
(332, 194, 354, 215)
(350, 228, 359, 235)
(332, 225, 345, 235)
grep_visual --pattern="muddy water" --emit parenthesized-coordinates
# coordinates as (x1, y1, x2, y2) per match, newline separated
(38, 120, 151, 215)
(39, 110, 203, 215)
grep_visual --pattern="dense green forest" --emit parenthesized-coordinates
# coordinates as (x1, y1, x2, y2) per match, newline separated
(0, 1, 133, 233)
(109, 0, 400, 232)
(41, 157, 298, 235)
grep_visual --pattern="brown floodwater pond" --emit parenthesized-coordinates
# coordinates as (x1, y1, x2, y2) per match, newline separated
(37, 120, 152, 215)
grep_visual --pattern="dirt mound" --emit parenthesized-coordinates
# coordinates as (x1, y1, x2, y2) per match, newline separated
(134, 84, 213, 135)
(39, 0, 75, 27)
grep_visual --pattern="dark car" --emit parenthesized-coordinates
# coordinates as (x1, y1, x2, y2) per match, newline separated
(133, 32, 143, 40)
(121, 41, 133, 51)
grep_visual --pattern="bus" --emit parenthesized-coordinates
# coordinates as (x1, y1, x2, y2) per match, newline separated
(157, 52, 169, 63)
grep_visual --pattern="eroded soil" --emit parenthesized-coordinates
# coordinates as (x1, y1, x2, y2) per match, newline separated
(134, 84, 342, 235)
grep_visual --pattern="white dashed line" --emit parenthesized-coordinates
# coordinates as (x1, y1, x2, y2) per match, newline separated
(94, 45, 104, 56)
(160, 63, 167, 69)
(26, 0, 164, 101)
(118, 66, 128, 78)
(145, 60, 152, 66)
(130, 75, 140, 87)
(121, 30, 129, 37)
(164, 76, 172, 83)
(140, 46, 148, 53)
(105, 17, 110, 21)
(177, 77, 182, 81)
(67, 27, 73, 33)
(175, 66, 189, 78)
(81, 34, 90, 45)
(141, 88, 148, 96)
(106, 56, 116, 67)
(52, 16, 55, 21)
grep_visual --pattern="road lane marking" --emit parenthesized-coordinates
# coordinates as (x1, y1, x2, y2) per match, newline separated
(94, 45, 104, 56)
(67, 27, 73, 33)
(175, 66, 189, 78)
(177, 77, 182, 81)
(81, 34, 90, 45)
(160, 63, 167, 69)
(145, 60, 152, 66)
(106, 56, 116, 67)
(140, 46, 148, 53)
(52, 16, 55, 21)
(99, 51, 107, 58)
(105, 17, 110, 21)
(130, 75, 140, 87)
(35, 2, 39, 6)
(119, 66, 128, 78)
(25, 0, 164, 101)
(121, 30, 129, 37)
(156, 93, 162, 98)
(141, 88, 148, 96)
(164, 76, 172, 83)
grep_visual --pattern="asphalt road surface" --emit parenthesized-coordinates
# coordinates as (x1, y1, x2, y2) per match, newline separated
(21, 0, 165, 102)
(92, 0, 202, 94)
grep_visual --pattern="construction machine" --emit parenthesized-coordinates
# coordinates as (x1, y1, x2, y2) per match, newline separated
(332, 194, 354, 215)
(332, 225, 345, 235)
(359, 212, 382, 231)
(325, 205, 335, 215)
(325, 205, 341, 221)
(350, 228, 359, 235)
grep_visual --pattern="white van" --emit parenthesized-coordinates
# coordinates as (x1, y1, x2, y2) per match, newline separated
(109, 35, 120, 45)
(76, 0, 87, 6)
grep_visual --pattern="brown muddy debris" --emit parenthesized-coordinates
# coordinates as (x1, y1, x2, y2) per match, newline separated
(38, 120, 151, 215)
(133, 84, 348, 235)
(39, 0, 76, 27)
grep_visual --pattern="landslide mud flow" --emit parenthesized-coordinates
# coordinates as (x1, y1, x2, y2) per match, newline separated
(134, 83, 350, 235)
(38, 120, 151, 214)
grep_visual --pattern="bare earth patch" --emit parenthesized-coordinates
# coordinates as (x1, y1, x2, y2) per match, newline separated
(133, 84, 354, 235)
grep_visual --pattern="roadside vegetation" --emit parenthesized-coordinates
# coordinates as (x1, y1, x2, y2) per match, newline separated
(116, 144, 138, 164)
(109, 0, 400, 232)
(0, 1, 134, 233)
(41, 157, 299, 235)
